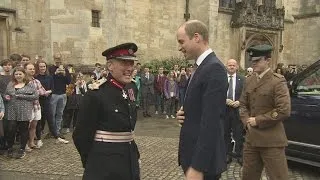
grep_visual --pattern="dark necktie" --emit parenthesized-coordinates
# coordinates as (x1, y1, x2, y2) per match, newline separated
(227, 75, 234, 100)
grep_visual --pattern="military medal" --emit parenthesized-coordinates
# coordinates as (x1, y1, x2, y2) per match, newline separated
(128, 88, 135, 101)
(122, 90, 128, 99)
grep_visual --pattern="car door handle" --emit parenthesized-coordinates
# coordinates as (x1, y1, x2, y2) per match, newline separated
(303, 113, 312, 118)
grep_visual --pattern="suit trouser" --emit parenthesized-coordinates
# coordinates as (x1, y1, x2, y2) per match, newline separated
(242, 143, 289, 180)
(224, 107, 244, 157)
(142, 92, 152, 114)
(154, 92, 165, 113)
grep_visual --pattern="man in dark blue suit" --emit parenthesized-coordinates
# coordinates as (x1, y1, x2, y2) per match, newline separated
(224, 59, 245, 165)
(176, 20, 228, 180)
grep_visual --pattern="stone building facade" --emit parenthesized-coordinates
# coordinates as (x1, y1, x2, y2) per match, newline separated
(0, 0, 319, 69)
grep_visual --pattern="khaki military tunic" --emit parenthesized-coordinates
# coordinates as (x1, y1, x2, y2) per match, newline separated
(239, 70, 291, 180)
(239, 70, 291, 147)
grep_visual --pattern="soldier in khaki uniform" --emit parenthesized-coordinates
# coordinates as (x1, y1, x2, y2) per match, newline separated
(239, 44, 291, 180)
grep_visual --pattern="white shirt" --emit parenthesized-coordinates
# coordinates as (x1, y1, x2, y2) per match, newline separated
(227, 73, 237, 100)
(195, 48, 213, 67)
(186, 48, 213, 97)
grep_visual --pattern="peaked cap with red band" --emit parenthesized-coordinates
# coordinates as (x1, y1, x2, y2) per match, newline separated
(102, 42, 138, 61)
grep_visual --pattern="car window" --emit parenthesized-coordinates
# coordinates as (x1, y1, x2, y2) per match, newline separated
(296, 68, 320, 95)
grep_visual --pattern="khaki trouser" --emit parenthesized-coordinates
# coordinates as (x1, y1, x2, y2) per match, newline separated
(242, 143, 289, 180)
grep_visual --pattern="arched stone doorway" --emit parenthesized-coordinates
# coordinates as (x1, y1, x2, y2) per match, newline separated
(244, 32, 274, 69)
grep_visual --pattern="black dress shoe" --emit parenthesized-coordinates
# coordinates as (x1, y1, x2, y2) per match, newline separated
(226, 156, 232, 164)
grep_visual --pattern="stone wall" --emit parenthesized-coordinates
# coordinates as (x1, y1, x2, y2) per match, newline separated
(214, 12, 240, 65)
(46, 0, 186, 65)
(283, 16, 320, 65)
(0, 0, 46, 60)
(282, 0, 320, 66)
(0, 0, 319, 67)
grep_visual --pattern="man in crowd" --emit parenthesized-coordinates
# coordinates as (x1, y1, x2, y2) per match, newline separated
(0, 59, 13, 154)
(239, 44, 291, 180)
(224, 59, 245, 165)
(49, 54, 71, 138)
(140, 67, 154, 117)
(93, 63, 102, 80)
(154, 67, 167, 115)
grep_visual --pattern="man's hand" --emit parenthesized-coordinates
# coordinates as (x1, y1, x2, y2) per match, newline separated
(246, 123, 251, 131)
(226, 99, 233, 106)
(176, 106, 185, 124)
(4, 95, 11, 101)
(186, 167, 203, 180)
(0, 112, 4, 120)
(247, 117, 257, 127)
(45, 90, 52, 96)
(231, 101, 240, 108)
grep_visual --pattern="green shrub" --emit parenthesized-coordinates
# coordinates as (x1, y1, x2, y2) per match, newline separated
(142, 57, 189, 74)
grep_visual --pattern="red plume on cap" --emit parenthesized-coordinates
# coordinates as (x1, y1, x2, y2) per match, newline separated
(102, 43, 138, 61)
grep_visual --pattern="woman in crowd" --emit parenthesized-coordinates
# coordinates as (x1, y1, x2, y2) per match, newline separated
(0, 96, 5, 153)
(25, 63, 51, 150)
(0, 59, 13, 154)
(164, 71, 179, 119)
(177, 67, 189, 107)
(5, 67, 38, 158)
(132, 68, 141, 107)
(64, 72, 87, 132)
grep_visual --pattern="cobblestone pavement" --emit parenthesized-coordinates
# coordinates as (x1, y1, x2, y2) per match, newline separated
(0, 114, 319, 180)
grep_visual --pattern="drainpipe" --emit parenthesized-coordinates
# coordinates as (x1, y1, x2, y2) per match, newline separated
(184, 0, 190, 21)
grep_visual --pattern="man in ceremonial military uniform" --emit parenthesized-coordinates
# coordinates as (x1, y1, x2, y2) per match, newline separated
(239, 44, 291, 180)
(73, 43, 140, 180)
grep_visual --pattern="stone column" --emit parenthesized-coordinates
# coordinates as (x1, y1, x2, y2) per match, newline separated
(208, 0, 219, 49)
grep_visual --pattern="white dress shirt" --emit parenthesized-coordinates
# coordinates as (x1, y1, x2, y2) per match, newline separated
(195, 48, 213, 67)
(227, 73, 236, 101)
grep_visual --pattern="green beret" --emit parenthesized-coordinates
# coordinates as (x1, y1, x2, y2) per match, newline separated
(247, 44, 273, 61)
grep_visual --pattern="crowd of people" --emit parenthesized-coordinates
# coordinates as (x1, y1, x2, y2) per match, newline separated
(0, 54, 77, 159)
(0, 51, 308, 160)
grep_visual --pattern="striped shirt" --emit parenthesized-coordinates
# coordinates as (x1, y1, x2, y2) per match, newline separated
(30, 78, 46, 111)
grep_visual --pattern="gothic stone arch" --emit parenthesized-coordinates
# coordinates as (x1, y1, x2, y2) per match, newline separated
(242, 30, 280, 69)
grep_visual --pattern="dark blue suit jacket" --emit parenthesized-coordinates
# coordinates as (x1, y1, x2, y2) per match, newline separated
(179, 52, 228, 175)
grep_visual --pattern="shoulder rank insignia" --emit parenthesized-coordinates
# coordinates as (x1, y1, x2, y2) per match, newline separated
(88, 77, 107, 90)
(271, 111, 278, 119)
(273, 73, 284, 78)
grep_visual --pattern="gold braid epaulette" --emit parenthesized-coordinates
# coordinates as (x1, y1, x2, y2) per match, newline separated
(88, 77, 107, 90)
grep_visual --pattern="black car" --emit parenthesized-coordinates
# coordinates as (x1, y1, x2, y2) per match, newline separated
(285, 59, 320, 167)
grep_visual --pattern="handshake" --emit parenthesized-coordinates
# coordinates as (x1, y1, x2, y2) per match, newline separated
(226, 99, 240, 108)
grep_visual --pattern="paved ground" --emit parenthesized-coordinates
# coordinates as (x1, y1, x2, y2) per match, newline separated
(0, 114, 319, 180)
